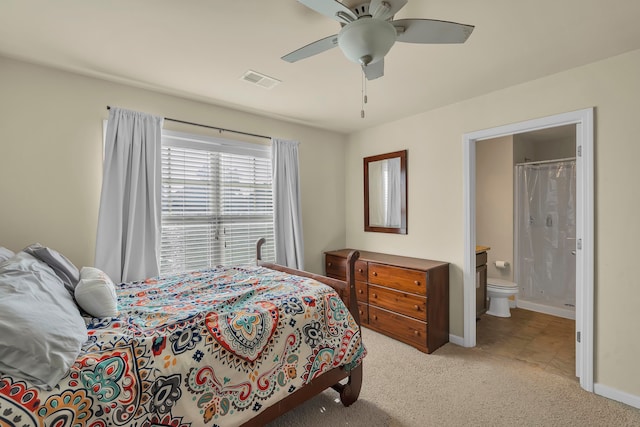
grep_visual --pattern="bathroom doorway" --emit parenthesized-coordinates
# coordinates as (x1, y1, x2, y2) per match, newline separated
(474, 126, 577, 378)
(463, 108, 594, 392)
(475, 127, 577, 320)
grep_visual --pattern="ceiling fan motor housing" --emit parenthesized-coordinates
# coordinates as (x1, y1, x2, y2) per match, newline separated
(338, 17, 397, 65)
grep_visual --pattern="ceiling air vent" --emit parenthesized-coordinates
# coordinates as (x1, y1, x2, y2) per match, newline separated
(241, 70, 281, 89)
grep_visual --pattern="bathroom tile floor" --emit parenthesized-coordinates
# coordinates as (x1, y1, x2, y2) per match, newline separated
(476, 308, 577, 380)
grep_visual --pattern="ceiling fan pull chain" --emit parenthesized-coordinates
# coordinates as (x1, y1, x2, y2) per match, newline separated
(364, 72, 368, 104)
(361, 70, 364, 118)
(361, 68, 366, 118)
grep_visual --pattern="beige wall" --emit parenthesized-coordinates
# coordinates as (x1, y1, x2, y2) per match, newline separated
(346, 49, 640, 396)
(476, 135, 514, 282)
(0, 56, 347, 275)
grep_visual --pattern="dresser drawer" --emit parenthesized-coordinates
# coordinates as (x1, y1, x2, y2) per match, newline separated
(357, 302, 369, 324)
(355, 281, 368, 302)
(355, 260, 368, 282)
(368, 263, 427, 296)
(369, 306, 426, 349)
(369, 284, 427, 321)
(325, 254, 346, 279)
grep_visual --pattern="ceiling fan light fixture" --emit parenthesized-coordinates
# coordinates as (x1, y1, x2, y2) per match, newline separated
(283, 0, 474, 81)
(338, 17, 396, 66)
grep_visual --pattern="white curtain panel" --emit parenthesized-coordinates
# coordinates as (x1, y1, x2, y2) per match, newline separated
(95, 107, 164, 283)
(271, 138, 304, 270)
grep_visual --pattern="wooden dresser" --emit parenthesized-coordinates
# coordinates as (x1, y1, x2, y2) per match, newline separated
(324, 249, 449, 354)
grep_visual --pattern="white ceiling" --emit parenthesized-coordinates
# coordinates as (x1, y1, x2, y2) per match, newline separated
(2, 0, 640, 134)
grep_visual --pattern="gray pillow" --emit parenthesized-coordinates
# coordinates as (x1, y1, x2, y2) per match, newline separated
(0, 251, 87, 389)
(0, 247, 14, 263)
(23, 243, 80, 293)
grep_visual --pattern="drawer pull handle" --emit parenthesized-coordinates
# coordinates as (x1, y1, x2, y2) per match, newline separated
(414, 305, 420, 310)
(372, 272, 378, 277)
(358, 289, 363, 294)
(328, 262, 332, 267)
(358, 268, 364, 273)
(414, 280, 420, 286)
(414, 330, 420, 336)
(372, 293, 377, 299)
(373, 315, 378, 320)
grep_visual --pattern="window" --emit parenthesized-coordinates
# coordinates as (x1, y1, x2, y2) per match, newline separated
(160, 130, 275, 274)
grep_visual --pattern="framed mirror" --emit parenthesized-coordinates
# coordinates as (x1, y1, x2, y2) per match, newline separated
(364, 149, 407, 234)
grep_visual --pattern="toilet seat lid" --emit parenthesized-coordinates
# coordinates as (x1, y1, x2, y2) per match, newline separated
(487, 278, 517, 288)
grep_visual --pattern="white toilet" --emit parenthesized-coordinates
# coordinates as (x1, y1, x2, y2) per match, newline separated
(486, 278, 518, 318)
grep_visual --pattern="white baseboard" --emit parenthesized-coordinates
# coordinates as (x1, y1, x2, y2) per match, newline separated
(449, 334, 465, 346)
(517, 299, 575, 320)
(594, 383, 640, 409)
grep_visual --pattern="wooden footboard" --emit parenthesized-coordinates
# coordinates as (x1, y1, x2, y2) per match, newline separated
(241, 238, 363, 427)
(255, 238, 361, 325)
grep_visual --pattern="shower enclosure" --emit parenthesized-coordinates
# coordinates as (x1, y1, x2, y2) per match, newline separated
(515, 159, 576, 319)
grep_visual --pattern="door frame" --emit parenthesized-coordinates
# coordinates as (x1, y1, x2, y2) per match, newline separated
(462, 108, 594, 392)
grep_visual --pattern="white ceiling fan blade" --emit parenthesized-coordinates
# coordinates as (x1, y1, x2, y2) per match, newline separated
(362, 59, 384, 80)
(298, 0, 357, 24)
(370, 0, 407, 21)
(393, 19, 474, 44)
(282, 34, 339, 63)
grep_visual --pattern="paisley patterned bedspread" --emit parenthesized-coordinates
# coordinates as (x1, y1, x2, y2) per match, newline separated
(0, 265, 366, 426)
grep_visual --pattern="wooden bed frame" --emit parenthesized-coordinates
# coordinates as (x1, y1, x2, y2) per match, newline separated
(240, 238, 363, 426)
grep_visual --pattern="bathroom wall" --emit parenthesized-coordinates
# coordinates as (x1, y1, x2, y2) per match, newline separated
(513, 126, 576, 163)
(476, 135, 515, 281)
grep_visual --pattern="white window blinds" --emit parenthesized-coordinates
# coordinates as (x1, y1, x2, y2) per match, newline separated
(160, 130, 275, 274)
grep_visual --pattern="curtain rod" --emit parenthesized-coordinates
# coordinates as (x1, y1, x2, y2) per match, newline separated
(516, 157, 576, 167)
(106, 106, 271, 140)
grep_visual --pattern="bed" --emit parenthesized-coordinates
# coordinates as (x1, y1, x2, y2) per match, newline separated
(0, 239, 364, 426)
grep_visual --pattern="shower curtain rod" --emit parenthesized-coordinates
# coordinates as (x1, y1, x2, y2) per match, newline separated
(516, 157, 576, 167)
(106, 106, 271, 140)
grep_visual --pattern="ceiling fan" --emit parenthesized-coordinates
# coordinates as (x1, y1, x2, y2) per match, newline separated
(282, 0, 475, 80)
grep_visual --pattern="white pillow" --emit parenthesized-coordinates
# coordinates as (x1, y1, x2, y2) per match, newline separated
(75, 266, 118, 318)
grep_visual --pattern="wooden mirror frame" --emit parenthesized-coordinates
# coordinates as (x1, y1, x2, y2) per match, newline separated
(364, 149, 407, 234)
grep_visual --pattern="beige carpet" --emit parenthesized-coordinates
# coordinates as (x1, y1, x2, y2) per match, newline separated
(267, 328, 640, 426)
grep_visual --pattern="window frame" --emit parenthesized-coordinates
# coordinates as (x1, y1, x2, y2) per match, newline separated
(160, 129, 275, 274)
